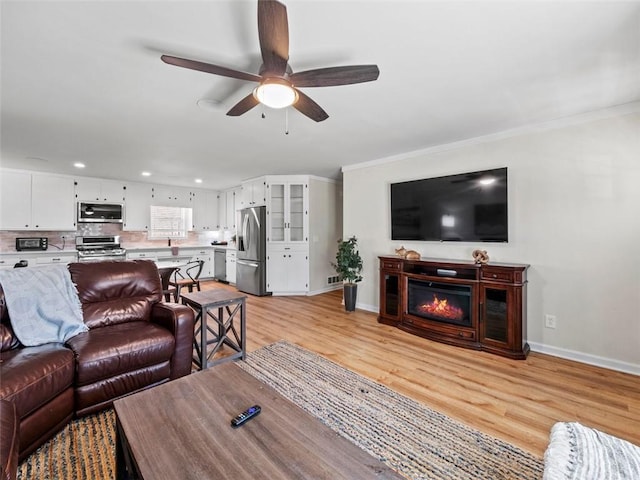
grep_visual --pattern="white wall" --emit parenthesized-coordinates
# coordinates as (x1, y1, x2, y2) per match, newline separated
(308, 177, 342, 294)
(342, 108, 640, 374)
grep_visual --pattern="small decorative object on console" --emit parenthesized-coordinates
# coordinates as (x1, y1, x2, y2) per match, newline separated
(472, 249, 489, 264)
(395, 246, 420, 260)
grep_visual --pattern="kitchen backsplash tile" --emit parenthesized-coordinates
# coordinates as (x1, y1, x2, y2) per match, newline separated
(0, 224, 220, 252)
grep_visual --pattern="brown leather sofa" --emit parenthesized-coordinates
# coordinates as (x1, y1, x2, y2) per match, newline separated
(0, 260, 195, 465)
(0, 399, 18, 480)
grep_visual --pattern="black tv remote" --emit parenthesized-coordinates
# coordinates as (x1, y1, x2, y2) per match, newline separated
(231, 405, 261, 428)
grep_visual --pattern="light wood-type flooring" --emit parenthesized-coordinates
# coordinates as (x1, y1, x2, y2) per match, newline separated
(197, 280, 640, 458)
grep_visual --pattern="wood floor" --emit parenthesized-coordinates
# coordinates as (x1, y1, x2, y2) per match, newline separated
(200, 280, 640, 458)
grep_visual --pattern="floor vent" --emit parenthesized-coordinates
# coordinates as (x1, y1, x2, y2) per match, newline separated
(327, 276, 341, 285)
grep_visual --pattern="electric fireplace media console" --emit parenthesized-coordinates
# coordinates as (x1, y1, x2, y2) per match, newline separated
(378, 256, 529, 359)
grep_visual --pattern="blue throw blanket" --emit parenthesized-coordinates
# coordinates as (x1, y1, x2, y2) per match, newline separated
(0, 264, 87, 346)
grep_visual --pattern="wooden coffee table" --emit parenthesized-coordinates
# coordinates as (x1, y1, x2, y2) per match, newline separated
(114, 363, 405, 479)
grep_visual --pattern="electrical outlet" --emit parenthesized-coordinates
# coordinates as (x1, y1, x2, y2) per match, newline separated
(544, 314, 557, 329)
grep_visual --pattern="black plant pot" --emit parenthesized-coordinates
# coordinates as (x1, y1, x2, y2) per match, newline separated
(343, 283, 358, 312)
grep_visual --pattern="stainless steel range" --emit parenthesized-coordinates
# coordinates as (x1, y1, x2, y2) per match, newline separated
(76, 235, 126, 262)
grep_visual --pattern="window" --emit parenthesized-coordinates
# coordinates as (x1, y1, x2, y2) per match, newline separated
(149, 205, 192, 239)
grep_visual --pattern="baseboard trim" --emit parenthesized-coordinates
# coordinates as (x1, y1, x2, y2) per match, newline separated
(525, 342, 639, 376)
(308, 285, 342, 296)
(358, 305, 639, 376)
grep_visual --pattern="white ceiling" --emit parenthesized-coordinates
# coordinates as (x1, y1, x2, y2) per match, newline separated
(1, 1, 639, 190)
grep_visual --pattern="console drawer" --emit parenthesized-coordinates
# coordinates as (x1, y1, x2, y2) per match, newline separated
(381, 259, 402, 271)
(481, 267, 515, 283)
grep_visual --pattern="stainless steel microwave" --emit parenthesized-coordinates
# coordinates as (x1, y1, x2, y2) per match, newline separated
(77, 202, 124, 223)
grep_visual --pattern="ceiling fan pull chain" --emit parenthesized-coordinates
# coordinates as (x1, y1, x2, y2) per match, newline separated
(285, 108, 289, 135)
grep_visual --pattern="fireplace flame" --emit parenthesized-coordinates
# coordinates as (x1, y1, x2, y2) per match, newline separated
(418, 295, 464, 321)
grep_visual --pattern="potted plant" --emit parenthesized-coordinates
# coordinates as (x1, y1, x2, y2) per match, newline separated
(332, 236, 363, 311)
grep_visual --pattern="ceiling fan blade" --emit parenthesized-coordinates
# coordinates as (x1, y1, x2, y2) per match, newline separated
(293, 90, 329, 122)
(227, 93, 260, 116)
(161, 55, 262, 83)
(290, 65, 380, 87)
(257, 0, 289, 75)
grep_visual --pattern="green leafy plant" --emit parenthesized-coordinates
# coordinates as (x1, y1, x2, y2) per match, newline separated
(332, 236, 363, 284)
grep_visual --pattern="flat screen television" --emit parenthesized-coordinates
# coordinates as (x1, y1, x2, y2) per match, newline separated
(390, 167, 508, 242)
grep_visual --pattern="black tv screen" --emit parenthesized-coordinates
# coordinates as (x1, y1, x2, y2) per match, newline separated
(391, 168, 508, 242)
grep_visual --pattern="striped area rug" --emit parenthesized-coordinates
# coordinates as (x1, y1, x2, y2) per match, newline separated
(239, 341, 544, 480)
(18, 341, 543, 479)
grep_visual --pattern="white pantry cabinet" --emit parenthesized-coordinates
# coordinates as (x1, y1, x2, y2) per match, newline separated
(266, 244, 309, 295)
(263, 175, 340, 296)
(266, 177, 308, 244)
(0, 170, 76, 230)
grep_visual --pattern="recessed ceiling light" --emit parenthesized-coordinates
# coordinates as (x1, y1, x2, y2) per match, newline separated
(141, 171, 152, 177)
(195, 178, 203, 184)
(73, 162, 85, 168)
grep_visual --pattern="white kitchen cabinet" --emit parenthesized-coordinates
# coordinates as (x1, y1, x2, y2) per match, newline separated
(0, 170, 75, 230)
(74, 178, 125, 202)
(191, 189, 219, 231)
(34, 252, 78, 266)
(266, 177, 308, 244)
(225, 189, 237, 230)
(216, 192, 227, 229)
(226, 249, 236, 284)
(217, 188, 239, 231)
(0, 171, 31, 229)
(240, 176, 266, 208)
(123, 182, 153, 231)
(181, 247, 213, 278)
(126, 250, 159, 262)
(267, 245, 308, 295)
(151, 185, 192, 208)
(0, 252, 77, 269)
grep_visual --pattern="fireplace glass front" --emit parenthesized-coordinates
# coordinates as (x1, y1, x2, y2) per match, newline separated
(407, 279, 472, 327)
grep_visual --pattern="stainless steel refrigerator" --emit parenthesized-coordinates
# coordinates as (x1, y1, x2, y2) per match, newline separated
(236, 206, 268, 296)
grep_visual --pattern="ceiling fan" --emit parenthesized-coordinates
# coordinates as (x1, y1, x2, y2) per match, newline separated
(161, 0, 379, 122)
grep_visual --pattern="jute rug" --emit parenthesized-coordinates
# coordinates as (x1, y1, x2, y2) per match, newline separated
(18, 340, 543, 479)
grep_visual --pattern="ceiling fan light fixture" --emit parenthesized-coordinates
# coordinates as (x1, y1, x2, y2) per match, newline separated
(253, 78, 298, 109)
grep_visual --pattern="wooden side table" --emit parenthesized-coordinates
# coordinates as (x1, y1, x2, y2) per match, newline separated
(180, 289, 247, 370)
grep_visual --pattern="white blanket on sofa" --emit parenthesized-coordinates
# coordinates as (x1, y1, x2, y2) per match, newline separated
(0, 264, 87, 346)
(544, 422, 640, 480)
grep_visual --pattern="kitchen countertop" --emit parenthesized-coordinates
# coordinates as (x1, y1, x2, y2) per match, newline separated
(124, 244, 235, 252)
(0, 244, 237, 256)
(0, 250, 78, 256)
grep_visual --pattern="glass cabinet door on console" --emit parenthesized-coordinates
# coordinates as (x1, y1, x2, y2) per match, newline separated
(478, 265, 528, 358)
(479, 285, 511, 346)
(378, 258, 403, 324)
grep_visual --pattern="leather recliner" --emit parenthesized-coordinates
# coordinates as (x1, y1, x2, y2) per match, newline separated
(0, 260, 195, 461)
